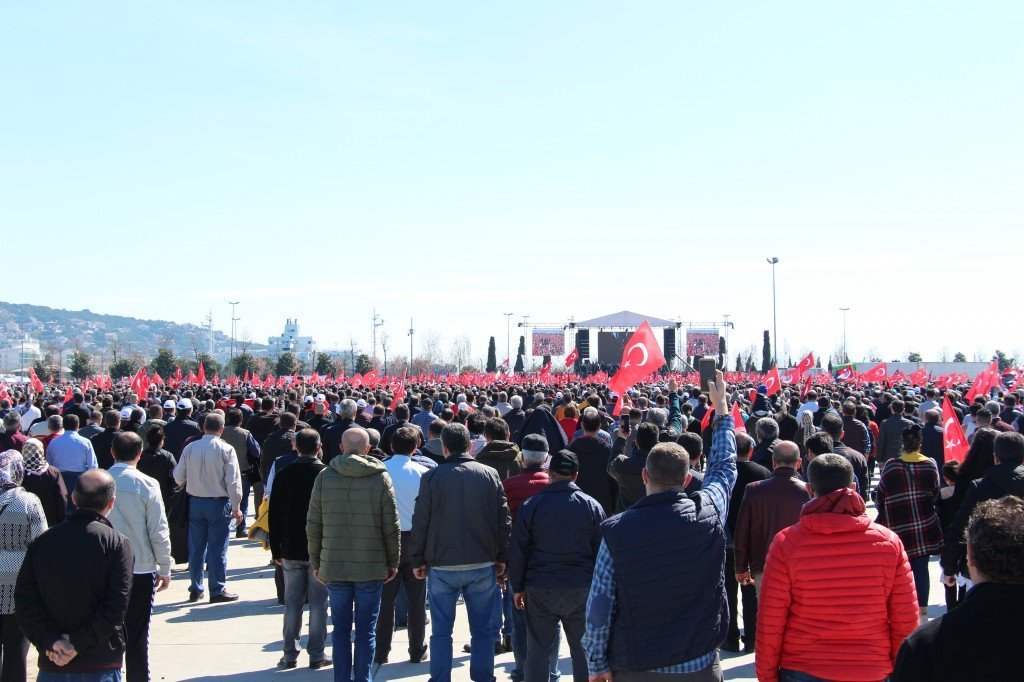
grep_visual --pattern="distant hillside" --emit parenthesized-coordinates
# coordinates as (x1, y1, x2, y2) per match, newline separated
(0, 301, 265, 361)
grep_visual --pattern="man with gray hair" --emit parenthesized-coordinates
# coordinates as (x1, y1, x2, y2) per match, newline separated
(173, 411, 243, 603)
(751, 417, 780, 468)
(321, 398, 358, 465)
(504, 395, 527, 439)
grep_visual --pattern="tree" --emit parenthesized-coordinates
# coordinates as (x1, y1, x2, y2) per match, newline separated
(761, 331, 772, 373)
(734, 354, 742, 372)
(314, 352, 335, 376)
(827, 357, 833, 372)
(717, 337, 726, 370)
(995, 350, 1014, 371)
(486, 337, 498, 373)
(953, 352, 967, 363)
(450, 335, 472, 371)
(275, 352, 298, 376)
(109, 357, 140, 381)
(196, 353, 220, 376)
(907, 351, 923, 363)
(745, 354, 756, 373)
(514, 336, 526, 374)
(815, 356, 822, 368)
(149, 348, 176, 378)
(355, 354, 373, 375)
(230, 352, 259, 378)
(69, 351, 93, 380)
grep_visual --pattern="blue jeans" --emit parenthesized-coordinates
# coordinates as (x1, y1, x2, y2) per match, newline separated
(497, 586, 513, 638)
(779, 670, 848, 682)
(38, 672, 122, 682)
(59, 471, 82, 517)
(327, 580, 383, 682)
(429, 566, 499, 682)
(188, 496, 231, 595)
(238, 471, 253, 530)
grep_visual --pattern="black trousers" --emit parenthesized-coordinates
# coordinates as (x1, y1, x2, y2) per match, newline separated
(0, 612, 29, 682)
(125, 572, 157, 682)
(376, 531, 427, 661)
(724, 548, 758, 646)
(525, 586, 589, 682)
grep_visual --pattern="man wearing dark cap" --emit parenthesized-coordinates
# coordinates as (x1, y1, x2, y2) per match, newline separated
(508, 450, 606, 682)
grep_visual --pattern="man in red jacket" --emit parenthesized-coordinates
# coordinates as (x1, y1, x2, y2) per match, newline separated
(756, 454, 919, 682)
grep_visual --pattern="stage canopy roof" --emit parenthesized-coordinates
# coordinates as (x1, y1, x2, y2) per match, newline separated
(575, 311, 678, 329)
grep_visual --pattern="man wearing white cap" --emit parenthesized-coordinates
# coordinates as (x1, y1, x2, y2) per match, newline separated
(163, 398, 202, 458)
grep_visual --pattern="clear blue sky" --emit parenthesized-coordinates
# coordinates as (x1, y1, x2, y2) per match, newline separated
(2, 1, 1022, 367)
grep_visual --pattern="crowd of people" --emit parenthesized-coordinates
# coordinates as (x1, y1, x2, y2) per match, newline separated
(0, 367, 1021, 681)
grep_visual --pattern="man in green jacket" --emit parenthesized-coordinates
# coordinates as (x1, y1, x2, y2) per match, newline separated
(307, 427, 399, 682)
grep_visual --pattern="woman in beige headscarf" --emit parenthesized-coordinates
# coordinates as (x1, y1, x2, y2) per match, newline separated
(20, 438, 67, 527)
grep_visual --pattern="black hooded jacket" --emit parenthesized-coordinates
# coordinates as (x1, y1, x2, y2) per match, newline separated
(940, 461, 1024, 575)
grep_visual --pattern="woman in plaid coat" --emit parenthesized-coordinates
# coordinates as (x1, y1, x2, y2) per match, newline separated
(876, 423, 942, 626)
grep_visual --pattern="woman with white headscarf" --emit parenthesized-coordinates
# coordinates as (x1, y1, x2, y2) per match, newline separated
(0, 449, 47, 682)
(20, 439, 68, 527)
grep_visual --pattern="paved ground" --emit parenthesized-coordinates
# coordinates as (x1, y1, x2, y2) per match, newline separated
(30, 478, 950, 681)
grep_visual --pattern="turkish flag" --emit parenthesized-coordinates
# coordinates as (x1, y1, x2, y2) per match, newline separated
(835, 365, 856, 382)
(608, 321, 667, 395)
(0, 383, 8, 401)
(392, 374, 407, 409)
(793, 352, 815, 378)
(700, 407, 715, 432)
(197, 363, 206, 385)
(151, 372, 163, 385)
(764, 366, 781, 396)
(801, 374, 813, 398)
(942, 397, 969, 464)
(731, 402, 745, 429)
(565, 348, 579, 368)
(28, 368, 44, 393)
(63, 385, 74, 404)
(860, 362, 887, 383)
(243, 370, 250, 383)
(965, 360, 1000, 403)
(174, 366, 183, 383)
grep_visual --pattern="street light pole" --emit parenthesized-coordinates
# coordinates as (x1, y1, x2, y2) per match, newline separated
(228, 301, 239, 374)
(503, 313, 513, 365)
(408, 318, 415, 372)
(766, 257, 779, 364)
(372, 309, 384, 359)
(840, 307, 850, 363)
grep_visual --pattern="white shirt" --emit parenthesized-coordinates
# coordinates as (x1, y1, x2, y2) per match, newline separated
(496, 402, 512, 417)
(796, 401, 818, 421)
(20, 405, 41, 433)
(384, 454, 428, 531)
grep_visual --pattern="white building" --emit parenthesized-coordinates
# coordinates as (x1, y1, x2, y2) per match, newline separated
(268, 319, 316, 366)
(0, 335, 41, 373)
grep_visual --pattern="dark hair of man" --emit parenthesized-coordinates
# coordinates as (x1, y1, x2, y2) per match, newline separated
(295, 428, 321, 456)
(635, 422, 659, 450)
(646, 442, 689, 487)
(226, 408, 244, 426)
(103, 410, 121, 428)
(394, 404, 410, 421)
(73, 392, 85, 404)
(484, 418, 509, 441)
(391, 426, 419, 456)
(279, 412, 298, 429)
(819, 413, 844, 439)
(112, 431, 144, 462)
(439, 408, 454, 422)
(428, 419, 446, 437)
(75, 471, 116, 512)
(581, 410, 601, 433)
(901, 423, 923, 453)
(1006, 395, 1018, 407)
(44, 404, 60, 418)
(148, 404, 162, 419)
(467, 413, 487, 436)
(261, 397, 275, 410)
(967, 496, 1024, 583)
(807, 453, 853, 495)
(735, 432, 754, 459)
(841, 401, 857, 416)
(90, 409, 103, 422)
(675, 431, 704, 460)
(63, 414, 80, 430)
(994, 431, 1024, 465)
(805, 432, 834, 456)
(941, 459, 959, 482)
(441, 422, 471, 455)
(146, 424, 165, 450)
(891, 400, 905, 414)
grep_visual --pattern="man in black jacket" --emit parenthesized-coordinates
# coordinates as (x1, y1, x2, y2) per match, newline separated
(509, 450, 605, 682)
(162, 400, 201, 458)
(16, 469, 134, 679)
(820, 413, 870, 500)
(570, 408, 617, 516)
(941, 431, 1024, 583)
(319, 399, 357, 465)
(409, 422, 511, 682)
(722, 431, 769, 652)
(893, 496, 1024, 681)
(260, 412, 298, 482)
(608, 423, 658, 513)
(269, 429, 330, 670)
(89, 410, 123, 470)
(751, 417, 780, 468)
(920, 408, 944, 468)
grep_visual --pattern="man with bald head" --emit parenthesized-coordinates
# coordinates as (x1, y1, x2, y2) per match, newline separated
(307, 425, 399, 682)
(734, 441, 809, 597)
(17, 469, 135, 680)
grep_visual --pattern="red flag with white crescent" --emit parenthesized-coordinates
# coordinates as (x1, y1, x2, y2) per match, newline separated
(764, 366, 781, 396)
(565, 348, 579, 368)
(942, 397, 969, 464)
(608, 321, 667, 396)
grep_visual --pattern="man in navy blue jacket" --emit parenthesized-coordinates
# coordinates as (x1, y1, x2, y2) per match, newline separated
(508, 450, 605, 682)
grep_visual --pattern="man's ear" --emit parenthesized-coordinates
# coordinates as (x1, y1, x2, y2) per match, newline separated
(641, 467, 649, 485)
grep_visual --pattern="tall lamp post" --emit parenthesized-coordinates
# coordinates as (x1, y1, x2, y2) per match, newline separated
(228, 301, 240, 374)
(839, 307, 850, 363)
(503, 313, 514, 365)
(766, 257, 779, 364)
